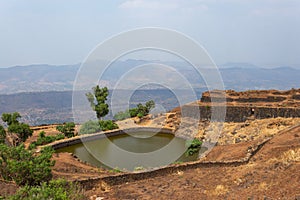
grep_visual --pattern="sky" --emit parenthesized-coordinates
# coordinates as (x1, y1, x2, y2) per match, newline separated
(0, 0, 300, 68)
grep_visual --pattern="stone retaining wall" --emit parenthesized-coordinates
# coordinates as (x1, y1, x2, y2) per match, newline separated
(48, 127, 173, 150)
(181, 105, 300, 122)
(77, 134, 274, 189)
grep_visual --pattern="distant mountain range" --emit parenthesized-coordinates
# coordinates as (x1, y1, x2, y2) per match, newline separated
(0, 89, 201, 125)
(0, 60, 299, 125)
(0, 60, 299, 94)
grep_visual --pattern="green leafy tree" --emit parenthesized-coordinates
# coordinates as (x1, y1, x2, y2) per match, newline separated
(145, 100, 155, 112)
(0, 144, 55, 186)
(86, 86, 109, 120)
(2, 113, 33, 142)
(56, 122, 75, 138)
(129, 108, 138, 117)
(0, 125, 6, 144)
(8, 123, 33, 142)
(1, 112, 21, 126)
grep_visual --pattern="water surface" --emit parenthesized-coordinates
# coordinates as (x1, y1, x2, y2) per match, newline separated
(57, 131, 202, 171)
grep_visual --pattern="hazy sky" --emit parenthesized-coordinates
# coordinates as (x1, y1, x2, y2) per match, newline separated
(0, 0, 299, 68)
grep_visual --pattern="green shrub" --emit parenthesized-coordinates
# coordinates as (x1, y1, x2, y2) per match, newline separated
(79, 120, 102, 134)
(114, 100, 156, 120)
(8, 123, 33, 142)
(0, 125, 6, 144)
(129, 108, 138, 117)
(114, 110, 131, 121)
(185, 138, 202, 156)
(86, 86, 109, 120)
(80, 120, 118, 134)
(8, 179, 85, 200)
(56, 122, 75, 138)
(0, 144, 55, 186)
(2, 112, 33, 142)
(137, 112, 144, 118)
(1, 112, 21, 126)
(29, 131, 65, 150)
(99, 120, 119, 131)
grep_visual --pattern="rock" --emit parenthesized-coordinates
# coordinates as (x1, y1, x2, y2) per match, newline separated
(134, 117, 140, 123)
(165, 119, 173, 123)
(231, 130, 237, 135)
(235, 138, 241, 143)
(239, 134, 247, 139)
(166, 112, 176, 119)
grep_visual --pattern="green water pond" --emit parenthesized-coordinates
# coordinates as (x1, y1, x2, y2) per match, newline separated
(56, 131, 206, 171)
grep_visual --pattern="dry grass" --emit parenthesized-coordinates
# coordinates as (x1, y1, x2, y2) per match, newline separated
(281, 148, 300, 164)
(258, 182, 269, 191)
(212, 185, 228, 196)
(267, 148, 300, 165)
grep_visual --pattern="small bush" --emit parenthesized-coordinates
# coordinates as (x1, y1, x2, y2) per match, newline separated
(2, 112, 33, 142)
(56, 122, 75, 138)
(0, 125, 6, 144)
(129, 108, 139, 117)
(136, 112, 144, 118)
(8, 179, 85, 200)
(114, 100, 155, 120)
(79, 120, 102, 134)
(114, 110, 131, 121)
(185, 138, 202, 156)
(99, 120, 119, 131)
(29, 131, 65, 149)
(0, 144, 55, 186)
(8, 123, 33, 142)
(79, 120, 118, 134)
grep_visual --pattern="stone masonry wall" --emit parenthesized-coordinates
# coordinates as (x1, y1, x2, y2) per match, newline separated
(181, 105, 300, 122)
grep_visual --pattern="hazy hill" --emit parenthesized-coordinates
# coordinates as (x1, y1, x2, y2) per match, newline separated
(0, 64, 79, 94)
(0, 89, 202, 125)
(0, 60, 299, 125)
(0, 61, 299, 94)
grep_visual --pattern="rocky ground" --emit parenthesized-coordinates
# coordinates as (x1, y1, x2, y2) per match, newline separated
(84, 123, 300, 199)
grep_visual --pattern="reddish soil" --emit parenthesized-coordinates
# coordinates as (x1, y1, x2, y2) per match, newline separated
(84, 125, 300, 199)
(1, 122, 300, 199)
(51, 152, 123, 181)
